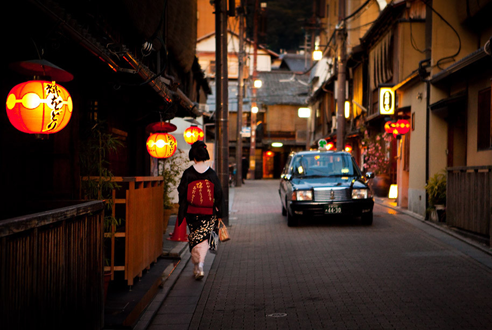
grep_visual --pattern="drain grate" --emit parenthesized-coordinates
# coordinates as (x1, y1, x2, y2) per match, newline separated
(266, 313, 287, 318)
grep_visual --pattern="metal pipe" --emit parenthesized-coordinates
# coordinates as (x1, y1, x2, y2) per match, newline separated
(336, 0, 346, 151)
(220, 0, 230, 225)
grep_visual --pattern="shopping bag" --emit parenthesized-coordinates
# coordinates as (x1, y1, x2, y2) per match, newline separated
(208, 226, 219, 254)
(218, 219, 230, 242)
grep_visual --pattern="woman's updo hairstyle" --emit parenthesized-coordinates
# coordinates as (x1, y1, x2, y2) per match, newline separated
(189, 140, 210, 161)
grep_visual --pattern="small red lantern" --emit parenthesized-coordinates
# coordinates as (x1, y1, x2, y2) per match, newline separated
(183, 125, 204, 145)
(6, 80, 72, 134)
(326, 142, 335, 151)
(385, 119, 410, 137)
(344, 144, 353, 153)
(146, 133, 177, 158)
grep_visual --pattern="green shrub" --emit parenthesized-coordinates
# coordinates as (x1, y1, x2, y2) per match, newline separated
(425, 170, 446, 207)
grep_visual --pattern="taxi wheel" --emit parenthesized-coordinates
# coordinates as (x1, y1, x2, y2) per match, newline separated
(361, 212, 373, 225)
(287, 211, 299, 227)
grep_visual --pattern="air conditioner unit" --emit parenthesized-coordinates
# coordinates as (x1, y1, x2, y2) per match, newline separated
(198, 103, 209, 112)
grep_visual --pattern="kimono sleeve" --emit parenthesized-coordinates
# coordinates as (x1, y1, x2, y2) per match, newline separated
(177, 169, 189, 225)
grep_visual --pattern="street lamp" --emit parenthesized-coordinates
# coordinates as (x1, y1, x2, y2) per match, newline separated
(252, 105, 259, 113)
(344, 100, 351, 119)
(312, 36, 323, 61)
(254, 79, 262, 88)
(312, 49, 323, 61)
(298, 107, 310, 118)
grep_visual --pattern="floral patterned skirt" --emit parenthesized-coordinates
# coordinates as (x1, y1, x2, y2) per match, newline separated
(187, 214, 216, 252)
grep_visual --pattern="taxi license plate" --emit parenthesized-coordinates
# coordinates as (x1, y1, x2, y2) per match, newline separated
(325, 205, 341, 214)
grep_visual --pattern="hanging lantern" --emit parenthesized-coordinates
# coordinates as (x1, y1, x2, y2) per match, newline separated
(344, 144, 353, 153)
(6, 80, 72, 134)
(183, 125, 204, 145)
(384, 119, 410, 137)
(394, 119, 410, 135)
(146, 132, 177, 158)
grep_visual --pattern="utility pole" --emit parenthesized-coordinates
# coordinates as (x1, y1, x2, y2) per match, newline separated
(236, 0, 245, 187)
(215, 0, 229, 225)
(249, 0, 260, 180)
(336, 0, 346, 151)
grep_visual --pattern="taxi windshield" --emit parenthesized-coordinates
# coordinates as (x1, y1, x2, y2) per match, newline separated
(291, 154, 358, 178)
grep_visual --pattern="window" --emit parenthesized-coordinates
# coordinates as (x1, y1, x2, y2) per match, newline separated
(477, 87, 491, 150)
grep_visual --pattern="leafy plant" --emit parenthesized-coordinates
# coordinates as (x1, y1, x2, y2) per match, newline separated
(361, 130, 392, 175)
(159, 149, 192, 209)
(426, 170, 447, 207)
(79, 121, 123, 230)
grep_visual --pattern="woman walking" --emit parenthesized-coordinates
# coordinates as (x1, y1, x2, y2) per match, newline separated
(177, 141, 224, 280)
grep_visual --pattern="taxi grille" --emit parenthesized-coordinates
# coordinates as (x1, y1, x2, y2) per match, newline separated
(314, 188, 349, 201)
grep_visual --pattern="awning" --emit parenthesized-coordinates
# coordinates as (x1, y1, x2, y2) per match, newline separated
(429, 91, 467, 118)
(431, 48, 488, 84)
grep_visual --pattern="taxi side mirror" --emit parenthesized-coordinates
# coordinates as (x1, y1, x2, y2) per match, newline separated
(283, 174, 292, 181)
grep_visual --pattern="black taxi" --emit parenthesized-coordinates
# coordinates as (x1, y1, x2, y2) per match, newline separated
(279, 150, 374, 226)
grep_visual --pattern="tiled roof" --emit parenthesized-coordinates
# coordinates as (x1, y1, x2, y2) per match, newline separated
(279, 54, 310, 73)
(256, 71, 309, 105)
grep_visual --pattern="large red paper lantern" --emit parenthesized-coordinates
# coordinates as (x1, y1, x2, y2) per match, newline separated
(384, 119, 410, 137)
(146, 132, 177, 158)
(6, 80, 72, 134)
(183, 125, 204, 145)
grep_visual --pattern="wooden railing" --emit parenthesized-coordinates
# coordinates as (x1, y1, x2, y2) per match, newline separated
(0, 201, 105, 330)
(100, 176, 164, 286)
(447, 166, 492, 244)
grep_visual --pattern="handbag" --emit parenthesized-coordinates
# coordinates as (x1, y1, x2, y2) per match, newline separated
(218, 219, 230, 242)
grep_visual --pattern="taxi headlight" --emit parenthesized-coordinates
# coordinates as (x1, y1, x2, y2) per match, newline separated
(293, 190, 313, 201)
(352, 189, 368, 199)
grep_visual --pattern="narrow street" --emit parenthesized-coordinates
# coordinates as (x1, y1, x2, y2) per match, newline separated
(148, 180, 492, 329)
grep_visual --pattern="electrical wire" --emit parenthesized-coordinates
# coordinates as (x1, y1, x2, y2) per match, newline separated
(343, 0, 374, 22)
(346, 20, 377, 31)
(409, 16, 426, 54)
(423, 0, 461, 69)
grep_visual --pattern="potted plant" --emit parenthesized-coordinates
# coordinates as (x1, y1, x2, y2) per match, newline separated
(425, 170, 447, 222)
(79, 120, 123, 229)
(361, 130, 393, 197)
(159, 149, 192, 233)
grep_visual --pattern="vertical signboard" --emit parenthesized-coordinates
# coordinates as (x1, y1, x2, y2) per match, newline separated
(379, 87, 395, 115)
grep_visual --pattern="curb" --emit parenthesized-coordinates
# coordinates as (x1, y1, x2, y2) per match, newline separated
(133, 249, 191, 330)
(374, 199, 492, 257)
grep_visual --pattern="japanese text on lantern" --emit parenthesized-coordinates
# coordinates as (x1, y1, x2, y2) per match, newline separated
(45, 82, 64, 131)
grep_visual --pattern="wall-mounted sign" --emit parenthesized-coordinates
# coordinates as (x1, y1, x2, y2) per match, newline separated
(241, 126, 251, 137)
(379, 87, 395, 115)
